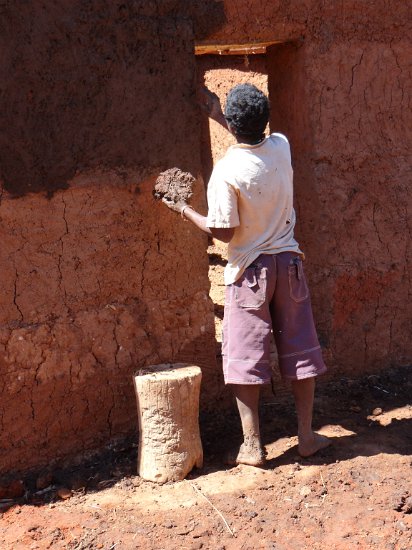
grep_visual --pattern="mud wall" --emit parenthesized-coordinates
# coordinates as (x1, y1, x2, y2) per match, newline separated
(1, 0, 411, 475)
(0, 1, 225, 475)
(198, 1, 411, 376)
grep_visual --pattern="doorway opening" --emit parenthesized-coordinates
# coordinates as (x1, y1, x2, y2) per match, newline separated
(195, 41, 295, 399)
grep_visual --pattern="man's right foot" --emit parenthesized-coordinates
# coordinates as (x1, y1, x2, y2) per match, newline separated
(298, 432, 331, 458)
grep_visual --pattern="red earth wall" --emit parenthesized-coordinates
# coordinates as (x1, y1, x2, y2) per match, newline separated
(0, 1, 226, 475)
(198, 0, 411, 377)
(1, 0, 411, 476)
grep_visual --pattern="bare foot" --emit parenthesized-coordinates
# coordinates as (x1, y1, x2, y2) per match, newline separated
(298, 433, 331, 458)
(225, 437, 267, 467)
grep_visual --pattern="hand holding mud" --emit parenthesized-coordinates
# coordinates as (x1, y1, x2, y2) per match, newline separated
(153, 167, 194, 204)
(162, 196, 188, 215)
(155, 167, 217, 235)
(154, 167, 196, 218)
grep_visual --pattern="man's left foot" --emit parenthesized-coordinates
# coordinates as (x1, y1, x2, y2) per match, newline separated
(298, 433, 331, 458)
(225, 440, 267, 467)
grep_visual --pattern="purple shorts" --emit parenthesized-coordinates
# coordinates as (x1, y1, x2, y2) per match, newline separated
(222, 252, 327, 384)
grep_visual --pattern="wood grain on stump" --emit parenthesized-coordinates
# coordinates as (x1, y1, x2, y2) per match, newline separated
(133, 363, 203, 483)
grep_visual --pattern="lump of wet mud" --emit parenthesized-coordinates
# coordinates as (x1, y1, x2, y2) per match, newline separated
(153, 167, 195, 203)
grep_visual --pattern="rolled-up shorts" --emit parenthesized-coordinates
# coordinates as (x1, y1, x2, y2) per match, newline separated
(222, 252, 327, 384)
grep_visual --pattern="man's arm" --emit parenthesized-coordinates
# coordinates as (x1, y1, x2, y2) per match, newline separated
(162, 199, 235, 243)
(183, 206, 235, 243)
(160, 86, 237, 242)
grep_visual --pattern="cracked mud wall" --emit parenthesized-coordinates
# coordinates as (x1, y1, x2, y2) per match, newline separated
(1, 0, 411, 475)
(199, 1, 411, 374)
(0, 1, 225, 475)
(0, 175, 216, 475)
(267, 38, 411, 376)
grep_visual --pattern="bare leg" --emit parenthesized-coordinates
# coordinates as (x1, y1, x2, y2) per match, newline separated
(226, 384, 266, 466)
(291, 377, 331, 457)
(233, 384, 261, 442)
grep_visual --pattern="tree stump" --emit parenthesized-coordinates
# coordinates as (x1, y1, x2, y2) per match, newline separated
(133, 363, 203, 483)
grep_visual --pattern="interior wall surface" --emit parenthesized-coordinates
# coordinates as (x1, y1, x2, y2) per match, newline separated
(0, 1, 224, 475)
(198, 1, 411, 376)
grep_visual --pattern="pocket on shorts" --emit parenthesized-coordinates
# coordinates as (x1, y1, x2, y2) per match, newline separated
(288, 257, 309, 303)
(234, 265, 267, 309)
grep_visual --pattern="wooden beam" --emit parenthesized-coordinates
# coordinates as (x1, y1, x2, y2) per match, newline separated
(195, 41, 282, 56)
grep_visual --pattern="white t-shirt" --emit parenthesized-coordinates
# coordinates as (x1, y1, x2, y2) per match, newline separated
(206, 133, 302, 285)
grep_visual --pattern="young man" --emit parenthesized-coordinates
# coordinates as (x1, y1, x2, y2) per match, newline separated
(163, 83, 330, 466)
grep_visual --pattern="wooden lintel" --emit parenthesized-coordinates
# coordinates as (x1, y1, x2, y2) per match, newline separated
(194, 41, 282, 56)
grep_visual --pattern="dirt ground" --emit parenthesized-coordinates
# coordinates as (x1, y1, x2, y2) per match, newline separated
(1, 244, 411, 550)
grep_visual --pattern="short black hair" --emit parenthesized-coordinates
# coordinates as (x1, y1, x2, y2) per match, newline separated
(224, 83, 269, 140)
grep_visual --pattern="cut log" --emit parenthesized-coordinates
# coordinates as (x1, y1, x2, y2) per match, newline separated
(133, 363, 203, 483)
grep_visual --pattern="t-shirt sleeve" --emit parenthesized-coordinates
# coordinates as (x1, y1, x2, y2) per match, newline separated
(206, 163, 240, 229)
(271, 132, 292, 165)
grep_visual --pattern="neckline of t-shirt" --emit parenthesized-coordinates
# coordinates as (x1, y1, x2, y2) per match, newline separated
(229, 136, 269, 150)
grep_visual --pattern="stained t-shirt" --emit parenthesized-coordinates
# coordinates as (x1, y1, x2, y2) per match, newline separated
(206, 133, 302, 285)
